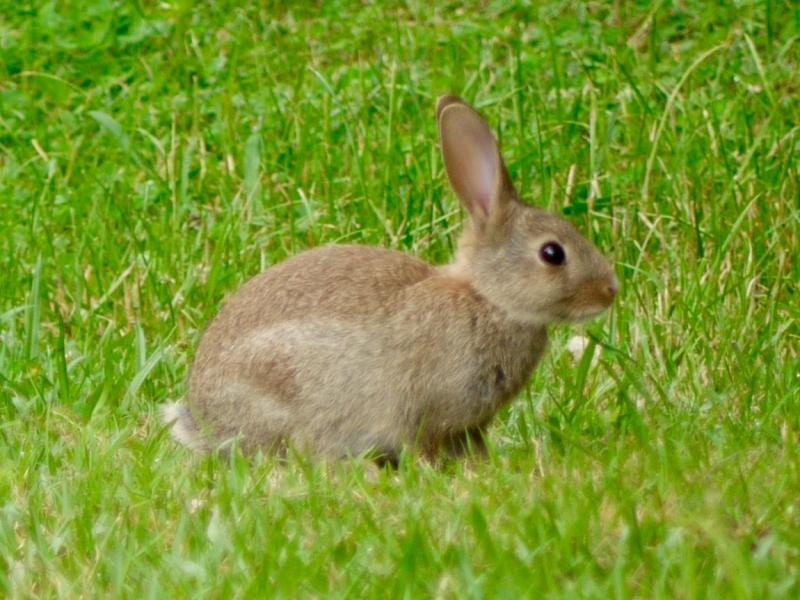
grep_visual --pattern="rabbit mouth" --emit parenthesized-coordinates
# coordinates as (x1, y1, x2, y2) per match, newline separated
(555, 296, 616, 323)
(565, 304, 613, 323)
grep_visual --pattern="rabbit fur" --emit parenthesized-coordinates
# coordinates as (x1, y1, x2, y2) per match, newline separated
(164, 95, 619, 463)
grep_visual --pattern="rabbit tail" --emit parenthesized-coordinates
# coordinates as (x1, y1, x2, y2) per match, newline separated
(162, 402, 212, 452)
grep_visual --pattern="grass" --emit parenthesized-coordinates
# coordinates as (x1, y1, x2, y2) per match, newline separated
(1, 0, 799, 597)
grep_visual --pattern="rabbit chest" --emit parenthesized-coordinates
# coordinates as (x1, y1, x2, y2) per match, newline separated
(387, 277, 550, 429)
(466, 320, 548, 409)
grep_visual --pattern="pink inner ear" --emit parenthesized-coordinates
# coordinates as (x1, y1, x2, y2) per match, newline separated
(471, 138, 497, 217)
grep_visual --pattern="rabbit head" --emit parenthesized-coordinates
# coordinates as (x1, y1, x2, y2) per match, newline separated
(437, 95, 619, 327)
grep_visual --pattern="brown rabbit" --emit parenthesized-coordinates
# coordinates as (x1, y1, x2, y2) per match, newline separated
(164, 95, 619, 464)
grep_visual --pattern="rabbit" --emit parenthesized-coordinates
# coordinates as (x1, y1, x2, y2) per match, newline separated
(163, 95, 619, 464)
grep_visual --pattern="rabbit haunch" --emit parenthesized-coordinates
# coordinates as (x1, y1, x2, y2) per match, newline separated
(165, 95, 619, 462)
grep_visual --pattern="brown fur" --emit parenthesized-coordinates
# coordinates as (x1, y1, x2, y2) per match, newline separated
(163, 95, 619, 462)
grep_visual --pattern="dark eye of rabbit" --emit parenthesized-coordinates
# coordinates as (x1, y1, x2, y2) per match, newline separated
(540, 242, 566, 266)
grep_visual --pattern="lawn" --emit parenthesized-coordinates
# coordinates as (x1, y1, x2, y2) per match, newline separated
(1, 0, 799, 597)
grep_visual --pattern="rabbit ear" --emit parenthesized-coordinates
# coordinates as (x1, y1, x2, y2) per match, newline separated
(437, 96, 513, 224)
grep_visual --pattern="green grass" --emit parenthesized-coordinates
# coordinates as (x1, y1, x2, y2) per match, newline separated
(1, 0, 799, 597)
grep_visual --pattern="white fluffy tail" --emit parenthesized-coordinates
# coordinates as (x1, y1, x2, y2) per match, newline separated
(162, 403, 211, 452)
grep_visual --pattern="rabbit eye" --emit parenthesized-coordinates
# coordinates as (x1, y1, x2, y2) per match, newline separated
(540, 242, 566, 266)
